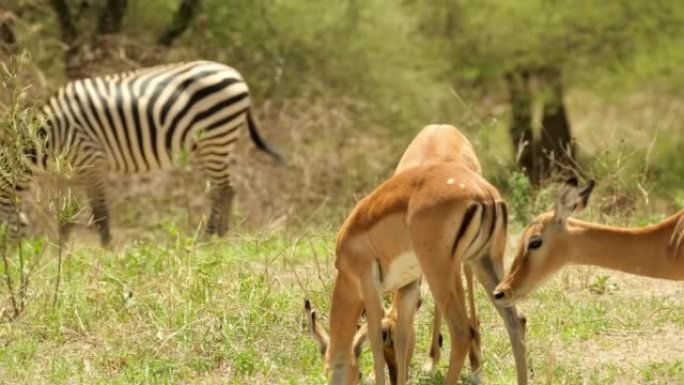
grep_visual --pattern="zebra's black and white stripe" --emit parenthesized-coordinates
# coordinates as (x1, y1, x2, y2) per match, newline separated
(1, 60, 283, 245)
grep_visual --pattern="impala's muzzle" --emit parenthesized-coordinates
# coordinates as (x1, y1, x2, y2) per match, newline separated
(492, 287, 514, 306)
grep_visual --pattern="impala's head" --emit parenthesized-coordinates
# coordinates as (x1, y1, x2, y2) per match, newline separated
(493, 177, 595, 305)
(304, 299, 405, 385)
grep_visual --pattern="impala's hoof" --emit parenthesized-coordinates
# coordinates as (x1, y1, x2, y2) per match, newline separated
(422, 360, 436, 374)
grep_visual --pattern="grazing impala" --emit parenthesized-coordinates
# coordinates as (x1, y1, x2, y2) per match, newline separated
(493, 177, 684, 306)
(306, 126, 528, 385)
(306, 124, 492, 384)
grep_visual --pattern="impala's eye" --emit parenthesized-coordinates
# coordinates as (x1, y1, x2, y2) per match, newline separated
(528, 237, 543, 250)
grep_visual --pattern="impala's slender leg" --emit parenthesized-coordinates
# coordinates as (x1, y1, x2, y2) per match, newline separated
(464, 263, 482, 383)
(425, 307, 442, 373)
(328, 271, 365, 385)
(361, 274, 387, 385)
(413, 252, 470, 382)
(391, 280, 421, 385)
(410, 206, 475, 385)
(473, 254, 528, 385)
(429, 266, 470, 385)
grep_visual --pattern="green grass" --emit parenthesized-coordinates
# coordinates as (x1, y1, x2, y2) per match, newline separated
(0, 219, 682, 385)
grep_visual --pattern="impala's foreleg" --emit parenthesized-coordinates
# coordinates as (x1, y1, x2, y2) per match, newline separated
(474, 254, 528, 385)
(477, 201, 528, 385)
(464, 263, 482, 383)
(390, 280, 421, 385)
(425, 306, 442, 373)
(360, 273, 387, 385)
(328, 271, 364, 385)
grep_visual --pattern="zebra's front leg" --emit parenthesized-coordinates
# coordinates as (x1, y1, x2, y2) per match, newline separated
(86, 184, 111, 246)
(206, 182, 235, 236)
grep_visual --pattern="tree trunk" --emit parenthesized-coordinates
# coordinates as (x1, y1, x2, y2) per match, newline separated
(0, 11, 17, 54)
(345, 0, 359, 31)
(442, 0, 460, 38)
(97, 0, 127, 35)
(538, 66, 574, 179)
(506, 68, 540, 185)
(158, 0, 200, 46)
(49, 0, 80, 78)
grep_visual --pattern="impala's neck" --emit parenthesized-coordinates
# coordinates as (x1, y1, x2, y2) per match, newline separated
(566, 218, 684, 280)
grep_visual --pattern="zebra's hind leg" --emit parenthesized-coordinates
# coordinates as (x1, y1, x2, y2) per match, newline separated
(86, 184, 111, 246)
(206, 182, 235, 236)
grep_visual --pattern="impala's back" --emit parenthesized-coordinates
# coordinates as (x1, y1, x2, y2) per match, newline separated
(395, 124, 481, 175)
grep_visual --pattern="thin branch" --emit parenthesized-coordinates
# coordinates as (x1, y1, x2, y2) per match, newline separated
(97, 0, 128, 35)
(158, 0, 200, 46)
(49, 0, 79, 76)
(1, 228, 19, 319)
(49, 0, 77, 45)
(0, 11, 18, 54)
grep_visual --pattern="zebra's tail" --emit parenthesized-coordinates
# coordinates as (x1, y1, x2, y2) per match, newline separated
(246, 109, 285, 163)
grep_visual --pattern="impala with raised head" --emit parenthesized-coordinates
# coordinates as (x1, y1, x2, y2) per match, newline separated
(494, 177, 684, 305)
(308, 132, 527, 385)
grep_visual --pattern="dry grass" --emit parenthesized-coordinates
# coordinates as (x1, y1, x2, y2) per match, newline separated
(1, 52, 683, 385)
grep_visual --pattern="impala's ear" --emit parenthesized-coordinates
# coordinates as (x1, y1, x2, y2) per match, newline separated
(304, 299, 329, 356)
(554, 178, 595, 224)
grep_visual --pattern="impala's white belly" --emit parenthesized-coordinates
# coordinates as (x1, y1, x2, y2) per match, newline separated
(373, 250, 423, 294)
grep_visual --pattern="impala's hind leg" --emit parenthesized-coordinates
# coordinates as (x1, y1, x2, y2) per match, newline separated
(410, 207, 473, 385)
(464, 263, 482, 384)
(424, 306, 442, 373)
(416, 253, 471, 384)
(425, 266, 470, 385)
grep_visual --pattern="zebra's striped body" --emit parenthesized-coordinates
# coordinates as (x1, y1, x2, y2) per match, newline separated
(2, 60, 283, 245)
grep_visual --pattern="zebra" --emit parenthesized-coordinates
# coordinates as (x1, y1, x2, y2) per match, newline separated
(0, 60, 284, 246)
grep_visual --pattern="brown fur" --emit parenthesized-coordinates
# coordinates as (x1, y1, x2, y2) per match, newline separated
(307, 125, 527, 385)
(327, 161, 527, 385)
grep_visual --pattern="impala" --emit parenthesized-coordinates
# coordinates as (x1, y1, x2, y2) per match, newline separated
(307, 124, 493, 384)
(306, 126, 527, 385)
(493, 177, 684, 305)
(392, 124, 484, 378)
